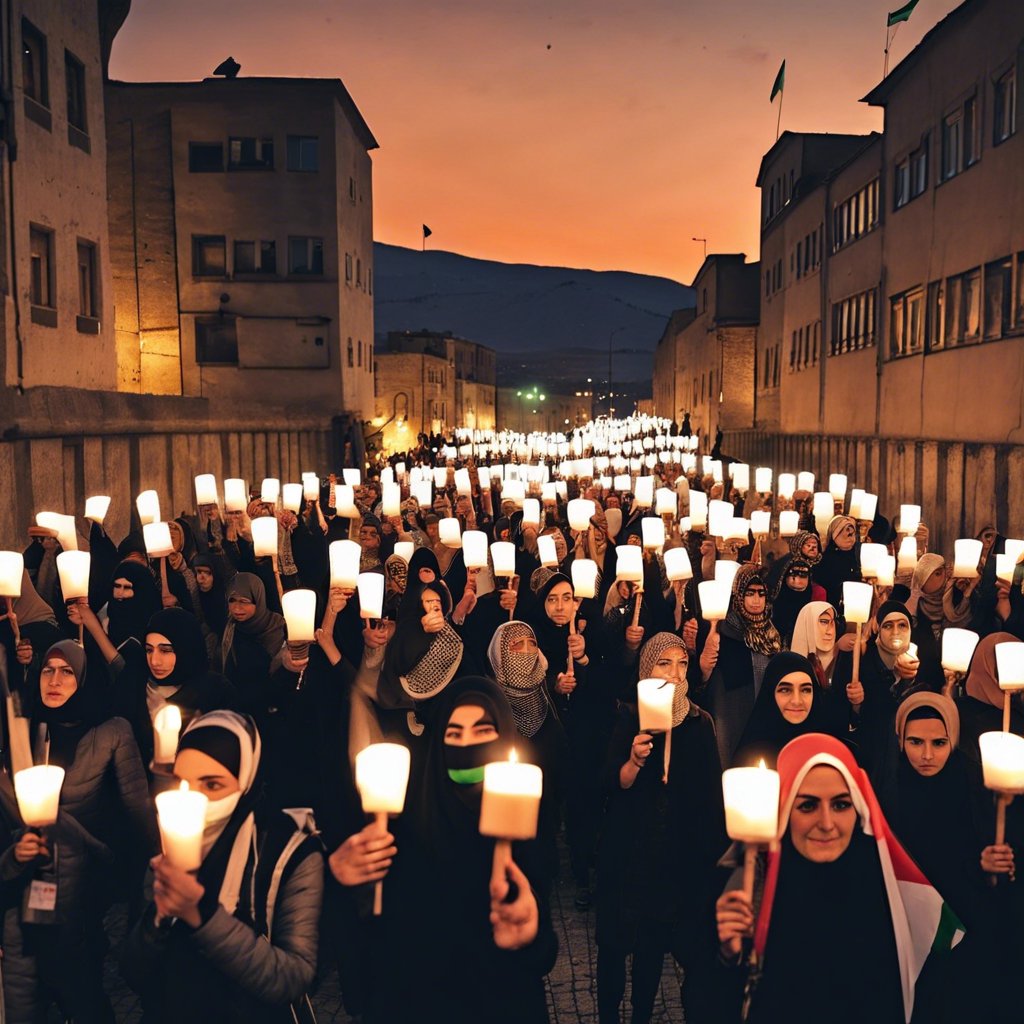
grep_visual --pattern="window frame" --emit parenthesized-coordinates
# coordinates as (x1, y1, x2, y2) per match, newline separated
(227, 136, 274, 171)
(286, 135, 319, 172)
(22, 18, 48, 108)
(192, 234, 227, 278)
(195, 316, 239, 365)
(288, 236, 324, 276)
(189, 142, 224, 173)
(29, 223, 56, 309)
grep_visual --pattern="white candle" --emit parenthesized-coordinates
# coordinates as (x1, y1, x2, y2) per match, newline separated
(224, 478, 247, 512)
(708, 499, 733, 538)
(633, 477, 654, 508)
(688, 491, 708, 530)
(778, 510, 800, 536)
(491, 541, 516, 578)
(260, 478, 280, 504)
(479, 754, 543, 841)
(85, 495, 111, 524)
(664, 547, 692, 582)
(997, 554, 1018, 583)
(522, 499, 541, 528)
(750, 511, 771, 537)
(143, 522, 174, 559)
(136, 490, 161, 526)
(14, 765, 65, 827)
(777, 473, 796, 499)
(725, 517, 750, 542)
(380, 482, 400, 518)
(329, 540, 361, 588)
(502, 480, 525, 506)
(875, 555, 896, 586)
(859, 492, 878, 522)
(615, 545, 643, 582)
(393, 541, 414, 563)
(355, 743, 412, 814)
(454, 469, 472, 496)
(828, 474, 847, 503)
(439, 517, 462, 548)
(335, 485, 360, 518)
(537, 534, 559, 567)
(462, 531, 489, 569)
(722, 762, 781, 843)
(0, 552, 25, 598)
(897, 535, 919, 572)
(432, 467, 448, 490)
(715, 559, 740, 591)
(755, 467, 772, 493)
(655, 488, 676, 516)
(343, 469, 361, 488)
(860, 543, 887, 578)
(953, 539, 983, 578)
(303, 474, 320, 501)
(637, 678, 675, 732)
(698, 579, 731, 621)
(250, 517, 278, 558)
(979, 731, 1024, 793)
(996, 642, 1024, 691)
(542, 482, 558, 503)
(813, 492, 834, 533)
(357, 573, 385, 620)
(730, 464, 750, 493)
(843, 581, 873, 624)
(898, 504, 921, 535)
(282, 483, 304, 513)
(941, 627, 979, 673)
(156, 781, 209, 870)
(153, 704, 182, 764)
(797, 471, 815, 493)
(282, 588, 317, 640)
(194, 474, 218, 507)
(679, 516, 693, 534)
(1004, 539, 1024, 564)
(56, 550, 91, 600)
(567, 499, 595, 532)
(642, 517, 665, 550)
(613, 474, 632, 493)
(571, 559, 598, 598)
(413, 480, 433, 509)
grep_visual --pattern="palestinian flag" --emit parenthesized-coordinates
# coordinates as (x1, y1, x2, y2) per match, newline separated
(887, 0, 920, 26)
(754, 734, 965, 1024)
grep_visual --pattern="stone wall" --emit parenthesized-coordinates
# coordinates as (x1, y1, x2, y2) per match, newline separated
(722, 429, 1024, 557)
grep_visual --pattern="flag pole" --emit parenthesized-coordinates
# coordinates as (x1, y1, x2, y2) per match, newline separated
(775, 88, 784, 143)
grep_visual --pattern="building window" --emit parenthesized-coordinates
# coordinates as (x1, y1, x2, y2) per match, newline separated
(65, 50, 86, 133)
(834, 178, 879, 250)
(286, 135, 318, 172)
(894, 140, 928, 208)
(288, 236, 323, 275)
(830, 288, 877, 355)
(926, 281, 944, 352)
(345, 253, 353, 284)
(963, 95, 979, 167)
(76, 240, 98, 318)
(189, 142, 224, 172)
(356, 258, 362, 287)
(228, 137, 274, 170)
(192, 235, 226, 277)
(941, 109, 962, 181)
(984, 257, 1012, 340)
(22, 19, 48, 107)
(994, 66, 1017, 145)
(357, 339, 362, 368)
(347, 337, 353, 368)
(195, 316, 238, 364)
(29, 224, 55, 308)
(890, 288, 924, 358)
(233, 239, 276, 274)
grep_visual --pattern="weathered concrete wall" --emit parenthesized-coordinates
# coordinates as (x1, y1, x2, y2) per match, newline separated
(723, 429, 1023, 557)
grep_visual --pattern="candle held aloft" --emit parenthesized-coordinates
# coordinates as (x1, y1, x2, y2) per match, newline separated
(537, 534, 559, 567)
(641, 517, 665, 550)
(250, 517, 278, 558)
(567, 499, 595, 533)
(941, 628, 979, 673)
(14, 765, 65, 827)
(56, 550, 91, 600)
(438, 517, 462, 548)
(491, 541, 516, 578)
(843, 581, 873, 624)
(223, 478, 247, 512)
(979, 731, 1024, 793)
(0, 551, 24, 597)
(663, 547, 692, 582)
(479, 755, 543, 841)
(260, 478, 280, 504)
(778, 510, 800, 537)
(282, 483, 304, 513)
(153, 704, 183, 764)
(722, 762, 781, 844)
(995, 642, 1024, 690)
(357, 573, 385, 620)
(952, 539, 983, 578)
(282, 588, 317, 641)
(571, 559, 598, 598)
(637, 678, 674, 732)
(329, 540, 361, 588)
(136, 490, 161, 526)
(194, 474, 218, 507)
(85, 495, 111, 524)
(156, 781, 209, 871)
(143, 522, 174, 559)
(615, 545, 643, 582)
(698, 579, 730, 621)
(355, 743, 412, 814)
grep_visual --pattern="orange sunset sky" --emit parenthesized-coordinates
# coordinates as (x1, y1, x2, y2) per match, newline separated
(110, 0, 962, 284)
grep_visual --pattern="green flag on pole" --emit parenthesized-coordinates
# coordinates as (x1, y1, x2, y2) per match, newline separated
(770, 60, 785, 102)
(887, 0, 920, 26)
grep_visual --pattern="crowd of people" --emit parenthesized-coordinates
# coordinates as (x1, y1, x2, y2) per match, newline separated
(0, 415, 1021, 1023)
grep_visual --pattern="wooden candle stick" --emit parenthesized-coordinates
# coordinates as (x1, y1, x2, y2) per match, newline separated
(632, 586, 644, 628)
(373, 810, 388, 916)
(491, 837, 512, 896)
(6, 596, 20, 646)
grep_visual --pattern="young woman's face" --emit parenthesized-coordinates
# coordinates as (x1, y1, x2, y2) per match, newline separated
(228, 594, 256, 622)
(785, 565, 810, 592)
(774, 672, 814, 723)
(195, 566, 214, 593)
(742, 582, 767, 617)
(922, 564, 948, 594)
(903, 719, 951, 776)
(40, 656, 77, 708)
(146, 631, 176, 682)
(650, 645, 688, 685)
(112, 577, 135, 601)
(878, 614, 911, 651)
(544, 582, 576, 625)
(174, 748, 241, 799)
(788, 765, 857, 863)
(801, 536, 820, 559)
(444, 704, 498, 747)
(815, 609, 836, 651)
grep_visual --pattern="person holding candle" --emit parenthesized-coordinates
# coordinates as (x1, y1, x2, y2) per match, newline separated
(790, 601, 841, 689)
(0, 568, 59, 680)
(219, 573, 285, 689)
(714, 732, 962, 1024)
(813, 515, 862, 609)
(103, 558, 163, 657)
(597, 631, 725, 1024)
(765, 530, 822, 594)
(905, 554, 974, 691)
(191, 553, 229, 658)
(769, 557, 823, 648)
(1, 638, 156, 1023)
(957, 632, 1024, 762)
(120, 710, 325, 1022)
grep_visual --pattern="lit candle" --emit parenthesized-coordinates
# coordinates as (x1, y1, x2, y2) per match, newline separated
(491, 541, 516, 578)
(778, 510, 800, 536)
(329, 540, 361, 588)
(797, 471, 815, 493)
(454, 468, 472, 496)
(343, 469, 361, 488)
(655, 488, 676, 516)
(250, 517, 278, 558)
(708, 499, 733, 538)
(1004, 539, 1024, 563)
(571, 559, 598, 598)
(898, 504, 921, 535)
(567, 499, 595, 532)
(860, 543, 887, 578)
(897, 535, 919, 572)
(688, 492, 708, 530)
(259, 478, 280, 505)
(995, 642, 1024, 690)
(953, 538, 983, 578)
(979, 732, 1024, 793)
(282, 588, 317, 640)
(750, 511, 771, 537)
(413, 480, 433, 509)
(730, 464, 750, 493)
(522, 499, 541, 529)
(615, 545, 643, 582)
(642, 517, 665, 550)
(715, 559, 740, 591)
(282, 483, 304, 513)
(479, 752, 543, 841)
(722, 762, 781, 844)
(136, 490, 161, 526)
(224, 478, 247, 512)
(828, 474, 847, 503)
(379, 482, 400, 518)
(875, 555, 896, 586)
(859, 492, 878, 522)
(777, 473, 796, 500)
(725, 517, 750, 542)
(142, 522, 173, 559)
(613, 474, 632, 493)
(303, 474, 320, 501)
(941, 628, 979, 673)
(637, 678, 675, 732)
(537, 534, 559, 567)
(0, 552, 24, 598)
(56, 550, 91, 600)
(194, 474, 218, 507)
(459, 530, 486, 570)
(698, 579, 731, 621)
(153, 704, 183, 764)
(335, 485, 360, 518)
(439, 517, 462, 548)
(996, 554, 1017, 583)
(14, 765, 65, 827)
(813, 492, 834, 534)
(843, 581, 873, 623)
(432, 467, 448, 490)
(502, 480, 525, 506)
(755, 467, 772, 493)
(85, 495, 111, 524)
(355, 743, 412, 815)
(848, 488, 865, 519)
(357, 573, 385, 620)
(393, 541, 414, 563)
(663, 548, 692, 582)
(633, 477, 654, 508)
(155, 781, 209, 871)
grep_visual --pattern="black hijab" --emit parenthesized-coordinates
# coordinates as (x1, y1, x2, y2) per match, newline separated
(222, 572, 285, 660)
(33, 639, 102, 768)
(771, 557, 814, 645)
(192, 554, 227, 636)
(406, 547, 442, 592)
(528, 571, 576, 667)
(107, 559, 161, 649)
(146, 608, 209, 688)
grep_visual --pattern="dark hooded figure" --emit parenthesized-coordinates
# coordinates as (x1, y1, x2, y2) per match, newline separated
(106, 559, 162, 652)
(813, 514, 862, 610)
(219, 573, 285, 694)
(360, 676, 558, 1023)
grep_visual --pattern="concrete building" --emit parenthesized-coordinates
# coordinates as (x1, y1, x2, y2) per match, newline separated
(720, 0, 1024, 549)
(652, 256, 758, 444)
(105, 76, 377, 418)
(451, 336, 497, 432)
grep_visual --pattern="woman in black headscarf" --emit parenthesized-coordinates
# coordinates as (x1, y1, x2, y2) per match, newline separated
(219, 573, 285, 692)
(192, 553, 228, 647)
(358, 676, 557, 1023)
(766, 530, 822, 592)
(105, 559, 162, 655)
(597, 632, 725, 1024)
(769, 557, 817, 648)
(121, 710, 324, 1022)
(1, 639, 156, 1023)
(814, 515, 861, 609)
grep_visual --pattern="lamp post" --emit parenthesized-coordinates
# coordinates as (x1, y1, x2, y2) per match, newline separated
(608, 326, 625, 417)
(516, 387, 545, 432)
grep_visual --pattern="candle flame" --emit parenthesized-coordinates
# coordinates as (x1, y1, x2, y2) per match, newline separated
(509, 748, 518, 764)
(758, 758, 767, 770)
(179, 780, 189, 792)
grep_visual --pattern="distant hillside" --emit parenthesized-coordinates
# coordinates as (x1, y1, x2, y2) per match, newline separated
(373, 243, 694, 396)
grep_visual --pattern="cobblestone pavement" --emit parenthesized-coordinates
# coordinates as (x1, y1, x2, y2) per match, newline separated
(100, 847, 685, 1023)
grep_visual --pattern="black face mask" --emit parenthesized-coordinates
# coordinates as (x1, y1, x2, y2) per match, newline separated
(444, 738, 501, 784)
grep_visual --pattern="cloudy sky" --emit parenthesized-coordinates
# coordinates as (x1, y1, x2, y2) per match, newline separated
(111, 0, 961, 282)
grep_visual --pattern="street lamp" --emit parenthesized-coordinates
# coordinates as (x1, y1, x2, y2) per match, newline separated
(608, 326, 625, 417)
